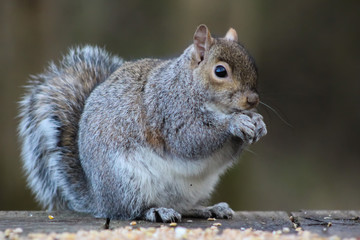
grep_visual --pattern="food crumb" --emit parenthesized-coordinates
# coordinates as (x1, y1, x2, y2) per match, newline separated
(0, 226, 345, 240)
(4, 229, 11, 237)
(272, 230, 282, 235)
(169, 222, 177, 227)
(13, 228, 23, 234)
(282, 227, 290, 233)
(130, 221, 137, 226)
(212, 223, 222, 226)
(207, 218, 216, 221)
(174, 227, 187, 238)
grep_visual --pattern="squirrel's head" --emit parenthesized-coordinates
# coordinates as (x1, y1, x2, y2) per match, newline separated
(191, 24, 259, 113)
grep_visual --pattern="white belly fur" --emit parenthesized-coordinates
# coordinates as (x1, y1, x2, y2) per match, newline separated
(117, 141, 240, 213)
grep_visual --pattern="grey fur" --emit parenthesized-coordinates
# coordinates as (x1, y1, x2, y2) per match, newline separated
(18, 25, 267, 221)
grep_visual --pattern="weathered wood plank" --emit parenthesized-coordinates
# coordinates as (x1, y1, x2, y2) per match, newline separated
(2, 210, 360, 238)
(0, 211, 106, 234)
(0, 211, 293, 234)
(107, 211, 295, 232)
(291, 210, 360, 238)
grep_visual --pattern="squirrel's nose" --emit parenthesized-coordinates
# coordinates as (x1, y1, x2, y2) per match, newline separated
(246, 92, 259, 107)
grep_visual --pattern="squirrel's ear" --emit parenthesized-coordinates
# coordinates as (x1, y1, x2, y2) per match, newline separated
(193, 24, 214, 63)
(224, 28, 238, 42)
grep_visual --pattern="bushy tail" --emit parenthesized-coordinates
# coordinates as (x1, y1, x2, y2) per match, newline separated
(18, 45, 123, 211)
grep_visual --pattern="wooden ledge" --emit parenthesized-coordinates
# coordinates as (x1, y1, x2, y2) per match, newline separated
(0, 211, 359, 238)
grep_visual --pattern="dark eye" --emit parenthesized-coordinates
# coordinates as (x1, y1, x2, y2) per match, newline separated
(214, 65, 228, 78)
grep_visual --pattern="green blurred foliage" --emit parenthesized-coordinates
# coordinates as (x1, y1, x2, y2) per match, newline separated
(0, 0, 359, 211)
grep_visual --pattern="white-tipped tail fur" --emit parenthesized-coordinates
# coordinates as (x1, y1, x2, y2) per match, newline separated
(18, 45, 123, 210)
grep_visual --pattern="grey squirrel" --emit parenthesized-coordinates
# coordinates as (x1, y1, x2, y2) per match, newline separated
(18, 24, 267, 222)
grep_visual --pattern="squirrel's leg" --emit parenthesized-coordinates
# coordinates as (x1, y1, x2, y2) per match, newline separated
(183, 202, 234, 219)
(143, 207, 182, 222)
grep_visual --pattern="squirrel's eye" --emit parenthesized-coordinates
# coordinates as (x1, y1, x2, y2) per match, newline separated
(214, 65, 228, 78)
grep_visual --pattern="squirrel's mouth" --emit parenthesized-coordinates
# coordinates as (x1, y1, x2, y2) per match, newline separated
(204, 102, 248, 115)
(229, 107, 245, 113)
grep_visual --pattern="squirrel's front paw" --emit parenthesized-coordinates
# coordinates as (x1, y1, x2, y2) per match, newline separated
(229, 114, 256, 144)
(144, 207, 182, 222)
(229, 112, 267, 144)
(246, 111, 267, 143)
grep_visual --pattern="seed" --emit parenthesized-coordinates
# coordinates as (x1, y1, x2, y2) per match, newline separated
(282, 227, 290, 233)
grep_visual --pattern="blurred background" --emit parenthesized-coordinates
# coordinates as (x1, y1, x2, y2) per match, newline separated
(1, 0, 359, 211)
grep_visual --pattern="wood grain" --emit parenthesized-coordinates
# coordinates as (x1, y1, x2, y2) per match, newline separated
(1, 211, 360, 238)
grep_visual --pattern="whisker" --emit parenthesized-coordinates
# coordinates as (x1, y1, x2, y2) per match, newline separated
(259, 101, 293, 128)
(244, 147, 257, 156)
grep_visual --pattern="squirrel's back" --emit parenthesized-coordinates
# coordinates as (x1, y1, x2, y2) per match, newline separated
(18, 45, 123, 210)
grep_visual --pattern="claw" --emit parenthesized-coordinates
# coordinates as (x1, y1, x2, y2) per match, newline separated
(208, 202, 235, 219)
(144, 207, 182, 222)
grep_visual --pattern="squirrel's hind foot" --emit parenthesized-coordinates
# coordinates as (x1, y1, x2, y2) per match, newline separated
(144, 207, 182, 222)
(183, 202, 235, 219)
(207, 202, 235, 219)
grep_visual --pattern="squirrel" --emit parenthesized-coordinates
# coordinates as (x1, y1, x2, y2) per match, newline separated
(18, 24, 267, 222)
